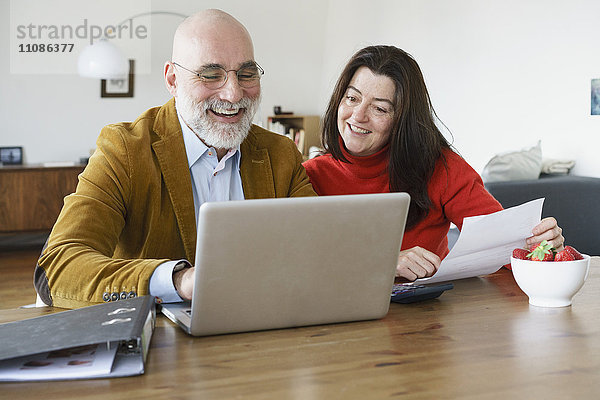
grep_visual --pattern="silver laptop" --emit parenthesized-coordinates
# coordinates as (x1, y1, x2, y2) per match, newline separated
(161, 193, 410, 336)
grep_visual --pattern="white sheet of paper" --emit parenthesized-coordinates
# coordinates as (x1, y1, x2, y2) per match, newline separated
(416, 198, 544, 284)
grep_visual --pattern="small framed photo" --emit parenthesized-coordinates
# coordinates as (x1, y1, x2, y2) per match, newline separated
(592, 78, 600, 115)
(0, 146, 23, 165)
(101, 59, 135, 98)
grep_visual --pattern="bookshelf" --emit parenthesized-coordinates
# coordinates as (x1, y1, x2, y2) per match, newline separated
(267, 115, 321, 159)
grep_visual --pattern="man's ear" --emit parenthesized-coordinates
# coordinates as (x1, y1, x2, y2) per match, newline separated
(164, 62, 177, 97)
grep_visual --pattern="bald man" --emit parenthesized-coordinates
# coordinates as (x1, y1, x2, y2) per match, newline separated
(35, 10, 316, 308)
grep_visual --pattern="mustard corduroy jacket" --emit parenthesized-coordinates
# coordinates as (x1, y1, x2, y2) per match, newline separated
(35, 98, 316, 308)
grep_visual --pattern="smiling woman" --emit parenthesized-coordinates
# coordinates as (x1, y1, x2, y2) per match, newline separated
(337, 66, 395, 157)
(303, 45, 564, 282)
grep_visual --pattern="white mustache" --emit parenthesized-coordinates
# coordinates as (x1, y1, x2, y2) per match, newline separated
(202, 98, 253, 114)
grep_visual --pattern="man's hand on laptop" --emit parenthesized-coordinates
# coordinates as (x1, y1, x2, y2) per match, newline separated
(173, 267, 195, 301)
(395, 246, 440, 282)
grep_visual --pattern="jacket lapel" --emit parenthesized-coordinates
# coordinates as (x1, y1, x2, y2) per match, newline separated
(240, 129, 276, 199)
(150, 110, 277, 260)
(151, 99, 197, 262)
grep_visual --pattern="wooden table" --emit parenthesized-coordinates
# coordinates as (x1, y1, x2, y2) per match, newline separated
(2, 258, 599, 399)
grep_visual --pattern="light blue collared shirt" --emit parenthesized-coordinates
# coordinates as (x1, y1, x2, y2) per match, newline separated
(149, 111, 245, 302)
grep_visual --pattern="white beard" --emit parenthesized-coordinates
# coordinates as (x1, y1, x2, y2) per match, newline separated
(176, 89, 260, 149)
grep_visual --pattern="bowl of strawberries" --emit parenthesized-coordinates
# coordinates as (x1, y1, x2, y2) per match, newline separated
(511, 241, 590, 307)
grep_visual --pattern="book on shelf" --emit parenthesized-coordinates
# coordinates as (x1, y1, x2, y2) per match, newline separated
(266, 119, 306, 154)
(294, 129, 305, 153)
(267, 120, 286, 135)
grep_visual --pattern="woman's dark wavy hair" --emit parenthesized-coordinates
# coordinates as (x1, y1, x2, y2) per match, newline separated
(321, 45, 451, 229)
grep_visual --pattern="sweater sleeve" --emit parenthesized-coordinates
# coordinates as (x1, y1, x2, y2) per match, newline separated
(303, 155, 333, 195)
(434, 150, 503, 231)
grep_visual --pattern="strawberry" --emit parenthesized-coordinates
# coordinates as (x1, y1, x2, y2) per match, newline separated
(527, 240, 555, 261)
(512, 248, 529, 260)
(564, 245, 584, 260)
(555, 249, 575, 262)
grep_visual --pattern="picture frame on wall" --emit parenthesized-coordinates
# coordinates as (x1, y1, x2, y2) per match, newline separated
(592, 79, 600, 115)
(101, 60, 135, 98)
(0, 146, 23, 165)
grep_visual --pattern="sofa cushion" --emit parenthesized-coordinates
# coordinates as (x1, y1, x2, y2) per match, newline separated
(482, 141, 542, 183)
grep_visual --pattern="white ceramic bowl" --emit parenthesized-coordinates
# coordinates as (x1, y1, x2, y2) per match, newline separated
(511, 254, 591, 307)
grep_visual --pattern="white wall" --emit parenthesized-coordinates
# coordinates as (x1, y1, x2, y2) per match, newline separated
(319, 0, 600, 177)
(0, 0, 327, 164)
(2, 0, 599, 177)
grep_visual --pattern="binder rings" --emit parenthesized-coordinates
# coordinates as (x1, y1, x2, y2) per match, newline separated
(0, 295, 155, 381)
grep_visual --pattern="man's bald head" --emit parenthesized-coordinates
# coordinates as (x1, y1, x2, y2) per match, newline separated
(164, 9, 261, 154)
(171, 9, 254, 69)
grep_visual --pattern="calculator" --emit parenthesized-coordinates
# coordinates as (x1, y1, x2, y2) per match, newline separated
(391, 283, 454, 303)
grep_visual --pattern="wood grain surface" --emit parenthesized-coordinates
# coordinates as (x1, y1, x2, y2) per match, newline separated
(2, 249, 599, 399)
(0, 165, 83, 232)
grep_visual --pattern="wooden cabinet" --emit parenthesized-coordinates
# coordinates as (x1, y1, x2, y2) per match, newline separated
(267, 115, 321, 158)
(0, 165, 84, 232)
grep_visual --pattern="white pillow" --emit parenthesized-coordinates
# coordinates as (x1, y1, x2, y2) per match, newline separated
(482, 141, 542, 183)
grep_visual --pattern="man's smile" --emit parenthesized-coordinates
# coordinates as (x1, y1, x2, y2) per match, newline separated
(209, 105, 244, 118)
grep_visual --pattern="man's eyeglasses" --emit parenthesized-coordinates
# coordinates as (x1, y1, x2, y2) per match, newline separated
(172, 61, 264, 89)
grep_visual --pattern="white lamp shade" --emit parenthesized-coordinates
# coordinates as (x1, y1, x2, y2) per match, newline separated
(77, 40, 129, 79)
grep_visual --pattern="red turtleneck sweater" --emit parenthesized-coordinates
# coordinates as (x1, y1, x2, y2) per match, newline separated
(303, 145, 502, 260)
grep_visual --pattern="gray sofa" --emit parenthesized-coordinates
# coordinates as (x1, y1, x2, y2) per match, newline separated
(484, 175, 600, 256)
